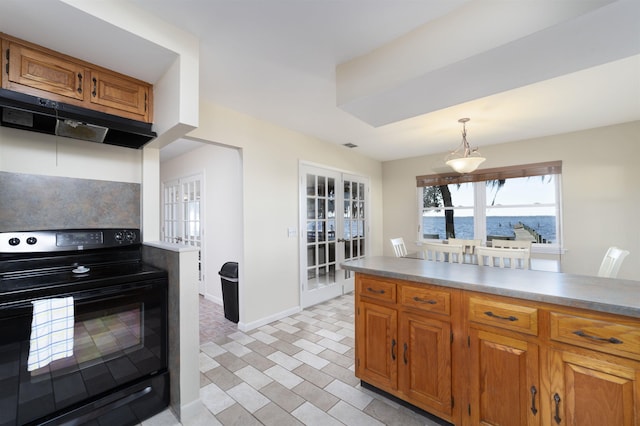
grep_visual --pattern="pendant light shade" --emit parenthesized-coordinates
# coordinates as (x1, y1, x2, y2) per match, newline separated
(445, 118, 485, 173)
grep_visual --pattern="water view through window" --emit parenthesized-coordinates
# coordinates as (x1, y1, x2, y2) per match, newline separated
(421, 175, 558, 243)
(422, 215, 556, 243)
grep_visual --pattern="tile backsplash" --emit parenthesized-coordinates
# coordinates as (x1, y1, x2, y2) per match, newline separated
(0, 171, 140, 231)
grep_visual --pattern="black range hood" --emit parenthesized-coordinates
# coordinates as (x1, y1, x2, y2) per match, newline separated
(0, 88, 156, 149)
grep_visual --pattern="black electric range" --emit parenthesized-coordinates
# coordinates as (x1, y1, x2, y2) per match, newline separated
(0, 229, 169, 426)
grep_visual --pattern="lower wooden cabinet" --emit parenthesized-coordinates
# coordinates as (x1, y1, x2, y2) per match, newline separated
(399, 312, 452, 415)
(357, 300, 398, 390)
(355, 273, 640, 426)
(549, 348, 639, 426)
(468, 328, 540, 425)
(356, 276, 454, 421)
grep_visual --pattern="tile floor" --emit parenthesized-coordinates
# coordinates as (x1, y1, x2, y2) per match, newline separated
(143, 293, 450, 426)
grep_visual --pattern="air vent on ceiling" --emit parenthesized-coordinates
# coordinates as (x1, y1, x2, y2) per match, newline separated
(343, 143, 358, 148)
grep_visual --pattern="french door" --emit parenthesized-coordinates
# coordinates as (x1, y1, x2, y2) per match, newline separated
(162, 174, 204, 294)
(300, 164, 368, 308)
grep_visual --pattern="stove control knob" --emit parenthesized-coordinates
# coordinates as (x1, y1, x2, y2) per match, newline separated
(26, 237, 37, 245)
(8, 237, 20, 246)
(125, 231, 136, 242)
(115, 231, 124, 242)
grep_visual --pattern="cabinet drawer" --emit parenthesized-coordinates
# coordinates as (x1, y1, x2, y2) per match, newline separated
(358, 276, 396, 303)
(401, 285, 450, 316)
(468, 297, 538, 336)
(550, 312, 640, 359)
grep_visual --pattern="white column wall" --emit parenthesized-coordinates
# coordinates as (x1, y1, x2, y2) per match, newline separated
(0, 127, 141, 182)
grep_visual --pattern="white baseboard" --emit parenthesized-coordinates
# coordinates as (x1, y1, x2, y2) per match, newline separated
(179, 399, 207, 423)
(237, 305, 301, 332)
(203, 293, 223, 305)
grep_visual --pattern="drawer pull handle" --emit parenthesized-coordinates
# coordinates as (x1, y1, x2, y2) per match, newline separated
(573, 330, 623, 344)
(413, 296, 437, 304)
(391, 339, 396, 361)
(367, 287, 385, 294)
(553, 393, 562, 424)
(403, 342, 408, 365)
(484, 311, 518, 322)
(530, 385, 538, 415)
(77, 73, 83, 94)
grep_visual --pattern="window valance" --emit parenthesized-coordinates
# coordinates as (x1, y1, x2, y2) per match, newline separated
(416, 161, 562, 187)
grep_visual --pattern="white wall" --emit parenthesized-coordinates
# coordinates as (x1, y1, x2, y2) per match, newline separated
(382, 121, 640, 280)
(160, 142, 243, 304)
(187, 101, 383, 327)
(0, 127, 141, 182)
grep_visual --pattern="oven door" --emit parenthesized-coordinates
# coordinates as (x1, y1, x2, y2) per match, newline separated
(0, 278, 168, 426)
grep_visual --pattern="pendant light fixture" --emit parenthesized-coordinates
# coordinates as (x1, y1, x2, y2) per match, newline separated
(445, 118, 486, 173)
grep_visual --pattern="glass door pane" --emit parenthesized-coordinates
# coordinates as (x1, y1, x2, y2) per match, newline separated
(305, 173, 337, 291)
(162, 174, 204, 291)
(162, 180, 180, 243)
(300, 165, 368, 307)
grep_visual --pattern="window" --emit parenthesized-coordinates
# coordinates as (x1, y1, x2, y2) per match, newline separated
(417, 161, 562, 253)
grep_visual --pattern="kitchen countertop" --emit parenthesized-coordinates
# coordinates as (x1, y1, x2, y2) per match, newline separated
(342, 256, 640, 318)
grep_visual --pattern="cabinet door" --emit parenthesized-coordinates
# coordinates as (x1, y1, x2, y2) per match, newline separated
(89, 70, 151, 121)
(356, 300, 398, 390)
(549, 349, 638, 426)
(399, 312, 452, 416)
(6, 41, 85, 101)
(469, 329, 540, 426)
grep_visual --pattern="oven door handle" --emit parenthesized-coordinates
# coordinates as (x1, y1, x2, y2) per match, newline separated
(0, 281, 160, 314)
(0, 299, 36, 318)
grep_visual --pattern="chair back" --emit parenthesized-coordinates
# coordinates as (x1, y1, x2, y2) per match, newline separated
(448, 238, 482, 254)
(597, 246, 630, 278)
(491, 240, 533, 250)
(423, 242, 464, 264)
(476, 246, 530, 269)
(390, 238, 408, 257)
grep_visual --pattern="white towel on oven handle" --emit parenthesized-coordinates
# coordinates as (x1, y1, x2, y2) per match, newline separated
(28, 296, 74, 372)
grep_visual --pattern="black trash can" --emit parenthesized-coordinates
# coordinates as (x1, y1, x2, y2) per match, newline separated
(219, 262, 239, 323)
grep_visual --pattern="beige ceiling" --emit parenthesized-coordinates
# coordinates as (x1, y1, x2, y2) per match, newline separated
(2, 1, 639, 162)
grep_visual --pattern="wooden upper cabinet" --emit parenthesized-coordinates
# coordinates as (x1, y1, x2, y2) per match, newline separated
(89, 70, 151, 121)
(5, 41, 85, 102)
(1, 34, 153, 123)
